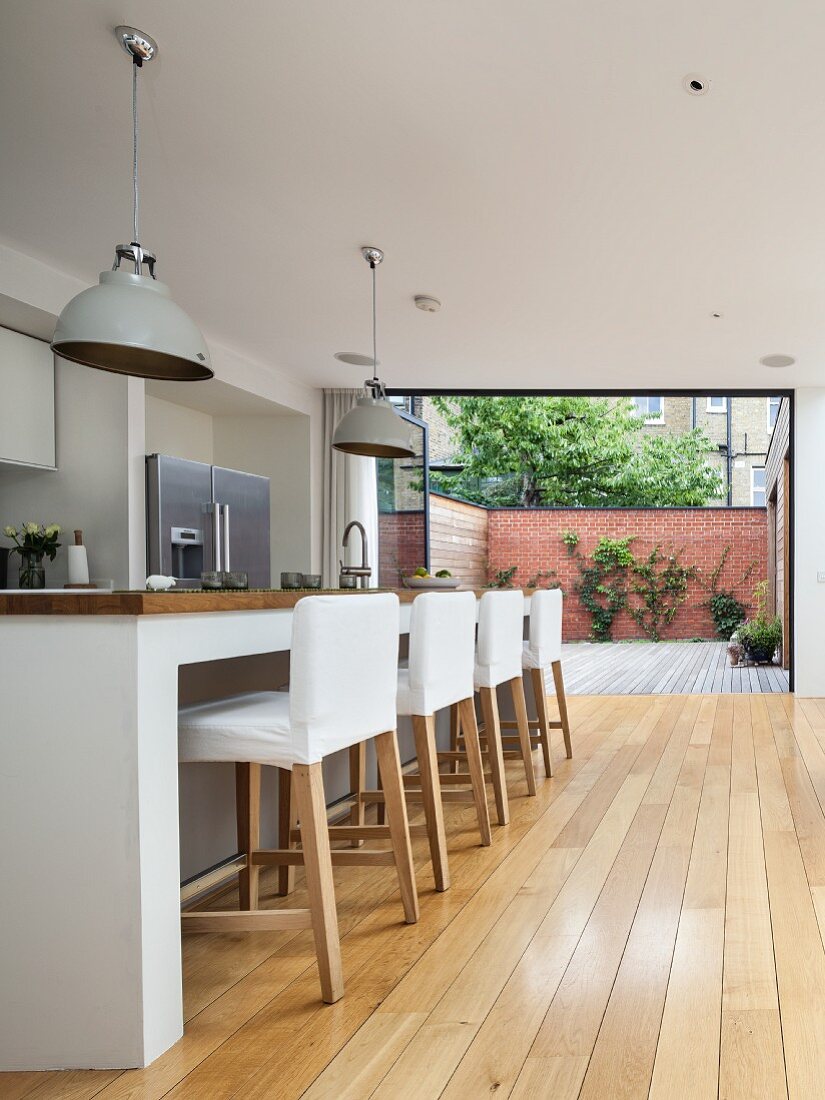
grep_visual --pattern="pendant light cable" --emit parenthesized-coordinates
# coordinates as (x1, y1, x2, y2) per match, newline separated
(371, 259, 378, 385)
(131, 55, 141, 245)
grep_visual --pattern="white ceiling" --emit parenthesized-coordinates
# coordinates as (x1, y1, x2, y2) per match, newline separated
(1, 1, 823, 391)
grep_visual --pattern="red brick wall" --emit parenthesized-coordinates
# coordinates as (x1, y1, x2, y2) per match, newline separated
(488, 508, 767, 641)
(378, 511, 426, 587)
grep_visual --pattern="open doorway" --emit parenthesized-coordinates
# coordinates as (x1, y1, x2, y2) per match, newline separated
(384, 390, 793, 694)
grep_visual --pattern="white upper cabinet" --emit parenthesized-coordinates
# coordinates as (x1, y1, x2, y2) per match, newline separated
(0, 326, 56, 469)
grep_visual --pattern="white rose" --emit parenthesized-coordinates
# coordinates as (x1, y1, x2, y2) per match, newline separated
(24, 522, 40, 536)
(45, 524, 61, 538)
(3, 526, 16, 538)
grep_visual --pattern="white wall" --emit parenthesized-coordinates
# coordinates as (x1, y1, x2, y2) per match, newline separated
(793, 389, 825, 695)
(145, 396, 214, 465)
(0, 356, 143, 588)
(212, 414, 313, 579)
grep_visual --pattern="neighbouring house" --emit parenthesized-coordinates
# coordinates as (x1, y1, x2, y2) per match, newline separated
(765, 396, 791, 668)
(629, 395, 780, 507)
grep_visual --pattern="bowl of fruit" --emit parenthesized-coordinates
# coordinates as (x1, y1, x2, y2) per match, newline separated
(402, 567, 461, 590)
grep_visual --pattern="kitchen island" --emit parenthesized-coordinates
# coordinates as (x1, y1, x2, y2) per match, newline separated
(0, 588, 524, 1071)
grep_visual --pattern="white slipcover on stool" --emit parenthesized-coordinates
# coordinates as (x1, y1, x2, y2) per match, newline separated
(502, 588, 572, 777)
(178, 593, 418, 1005)
(454, 590, 536, 828)
(399, 592, 493, 883)
(356, 592, 492, 890)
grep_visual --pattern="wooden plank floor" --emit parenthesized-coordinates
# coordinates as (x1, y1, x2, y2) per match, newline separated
(561, 641, 790, 695)
(9, 694, 825, 1099)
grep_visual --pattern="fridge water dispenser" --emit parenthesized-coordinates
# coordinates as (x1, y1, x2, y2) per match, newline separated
(170, 527, 204, 581)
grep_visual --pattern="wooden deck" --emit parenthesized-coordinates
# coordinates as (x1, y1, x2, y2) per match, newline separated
(562, 640, 789, 694)
(7, 694, 825, 1099)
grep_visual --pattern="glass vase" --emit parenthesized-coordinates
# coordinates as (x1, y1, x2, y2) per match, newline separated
(18, 551, 46, 589)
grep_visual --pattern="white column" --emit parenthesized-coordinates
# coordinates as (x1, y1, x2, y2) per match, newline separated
(793, 388, 825, 696)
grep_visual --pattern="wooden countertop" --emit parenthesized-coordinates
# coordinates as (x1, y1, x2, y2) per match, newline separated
(0, 586, 506, 616)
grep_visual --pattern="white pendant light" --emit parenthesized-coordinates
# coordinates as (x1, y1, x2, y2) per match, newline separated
(332, 247, 415, 458)
(51, 27, 212, 381)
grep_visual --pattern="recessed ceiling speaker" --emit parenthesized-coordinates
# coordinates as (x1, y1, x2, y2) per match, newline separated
(759, 354, 795, 369)
(414, 295, 442, 313)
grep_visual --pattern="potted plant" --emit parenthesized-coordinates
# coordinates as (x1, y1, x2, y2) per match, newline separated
(737, 581, 782, 664)
(3, 522, 62, 589)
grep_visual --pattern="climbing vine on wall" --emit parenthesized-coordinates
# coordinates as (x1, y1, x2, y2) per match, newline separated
(699, 544, 755, 639)
(566, 532, 701, 642)
(573, 536, 635, 641)
(628, 547, 695, 641)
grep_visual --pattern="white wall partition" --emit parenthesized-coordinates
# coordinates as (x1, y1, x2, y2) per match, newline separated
(793, 388, 825, 695)
(0, 356, 143, 588)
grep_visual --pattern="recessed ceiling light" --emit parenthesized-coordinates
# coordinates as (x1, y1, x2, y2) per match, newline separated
(683, 73, 710, 95)
(759, 354, 795, 369)
(334, 352, 379, 367)
(414, 295, 442, 313)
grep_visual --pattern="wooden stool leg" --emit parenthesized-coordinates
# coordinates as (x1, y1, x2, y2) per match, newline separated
(412, 713, 450, 891)
(276, 767, 296, 896)
(509, 674, 537, 796)
(349, 742, 366, 847)
(458, 696, 493, 845)
(375, 731, 420, 924)
(236, 762, 261, 909)
(531, 667, 553, 778)
(292, 762, 344, 1004)
(479, 686, 510, 826)
(552, 660, 573, 758)
(449, 702, 460, 773)
(376, 742, 386, 826)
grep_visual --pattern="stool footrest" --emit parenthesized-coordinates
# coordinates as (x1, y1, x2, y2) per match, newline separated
(359, 789, 385, 803)
(182, 908, 312, 933)
(437, 772, 492, 784)
(407, 789, 476, 803)
(500, 735, 542, 747)
(500, 720, 541, 730)
(262, 845, 395, 867)
(437, 750, 488, 760)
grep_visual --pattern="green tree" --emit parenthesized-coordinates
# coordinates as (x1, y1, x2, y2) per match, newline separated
(430, 396, 722, 507)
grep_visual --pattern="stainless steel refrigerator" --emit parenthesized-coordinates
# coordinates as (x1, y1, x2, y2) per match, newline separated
(146, 454, 271, 587)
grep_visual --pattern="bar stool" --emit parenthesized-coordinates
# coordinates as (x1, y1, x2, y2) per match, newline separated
(452, 590, 536, 826)
(177, 592, 418, 1005)
(501, 588, 572, 776)
(379, 592, 494, 884)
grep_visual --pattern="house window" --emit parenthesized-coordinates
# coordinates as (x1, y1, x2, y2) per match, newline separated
(389, 395, 412, 414)
(706, 396, 728, 413)
(751, 466, 766, 506)
(632, 396, 664, 423)
(768, 396, 781, 432)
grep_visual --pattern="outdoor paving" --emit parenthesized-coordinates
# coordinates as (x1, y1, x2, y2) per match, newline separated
(561, 639, 789, 695)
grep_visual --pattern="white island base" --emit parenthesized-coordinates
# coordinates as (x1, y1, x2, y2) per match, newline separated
(0, 591, 526, 1070)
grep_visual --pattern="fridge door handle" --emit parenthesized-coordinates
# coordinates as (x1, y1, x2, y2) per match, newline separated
(221, 504, 231, 571)
(204, 502, 222, 572)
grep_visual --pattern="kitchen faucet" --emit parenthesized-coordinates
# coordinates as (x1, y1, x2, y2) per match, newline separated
(340, 520, 371, 589)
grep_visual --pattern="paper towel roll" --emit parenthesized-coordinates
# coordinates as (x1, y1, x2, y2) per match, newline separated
(67, 530, 89, 585)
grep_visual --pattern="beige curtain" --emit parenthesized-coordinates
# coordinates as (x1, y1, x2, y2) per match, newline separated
(322, 389, 379, 588)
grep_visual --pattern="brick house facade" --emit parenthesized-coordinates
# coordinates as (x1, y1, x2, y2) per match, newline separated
(631, 395, 780, 507)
